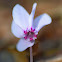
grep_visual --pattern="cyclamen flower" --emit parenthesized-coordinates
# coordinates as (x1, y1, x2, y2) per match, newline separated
(11, 3, 52, 52)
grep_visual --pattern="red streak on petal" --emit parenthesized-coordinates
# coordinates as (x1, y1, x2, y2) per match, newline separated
(31, 28, 35, 32)
(34, 35, 37, 37)
(31, 27, 32, 30)
(30, 38, 33, 41)
(33, 29, 35, 31)
(24, 30, 25, 33)
(24, 30, 27, 34)
(24, 36, 27, 39)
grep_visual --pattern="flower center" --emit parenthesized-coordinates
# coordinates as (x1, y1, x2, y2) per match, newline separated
(24, 27, 37, 41)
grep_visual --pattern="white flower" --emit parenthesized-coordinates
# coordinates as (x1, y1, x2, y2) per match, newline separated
(11, 3, 52, 52)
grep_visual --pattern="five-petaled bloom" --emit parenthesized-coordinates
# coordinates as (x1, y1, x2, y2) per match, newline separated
(11, 3, 52, 52)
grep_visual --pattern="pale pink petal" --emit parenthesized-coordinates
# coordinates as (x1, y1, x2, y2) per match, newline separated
(33, 13, 52, 31)
(11, 21, 24, 38)
(28, 3, 37, 28)
(16, 38, 35, 52)
(12, 4, 29, 30)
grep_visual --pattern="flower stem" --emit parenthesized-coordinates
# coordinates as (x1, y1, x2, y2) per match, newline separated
(30, 47, 33, 62)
